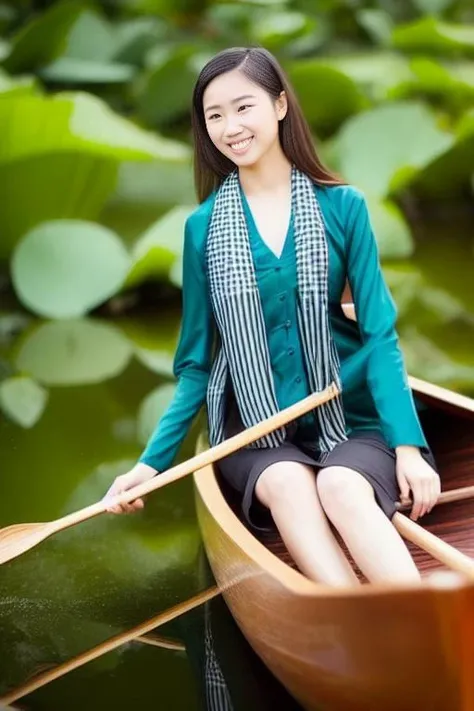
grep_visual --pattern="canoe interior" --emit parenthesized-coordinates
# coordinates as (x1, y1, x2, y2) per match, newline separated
(217, 396, 474, 581)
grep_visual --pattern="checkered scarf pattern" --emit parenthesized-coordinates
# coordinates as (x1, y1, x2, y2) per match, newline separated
(205, 167, 347, 454)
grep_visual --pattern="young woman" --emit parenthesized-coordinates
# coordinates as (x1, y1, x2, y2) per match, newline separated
(104, 47, 440, 586)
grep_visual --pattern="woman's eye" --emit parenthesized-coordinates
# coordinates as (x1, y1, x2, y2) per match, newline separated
(238, 104, 252, 112)
(208, 113, 220, 120)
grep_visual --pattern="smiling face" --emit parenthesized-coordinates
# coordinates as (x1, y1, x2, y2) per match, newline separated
(202, 68, 287, 169)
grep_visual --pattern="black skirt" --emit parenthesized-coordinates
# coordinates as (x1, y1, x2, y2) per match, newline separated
(217, 400, 438, 534)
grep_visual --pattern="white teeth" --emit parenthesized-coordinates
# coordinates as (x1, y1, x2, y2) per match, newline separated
(230, 137, 252, 150)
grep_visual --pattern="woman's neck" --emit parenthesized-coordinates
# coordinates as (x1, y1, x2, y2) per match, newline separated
(238, 143, 292, 197)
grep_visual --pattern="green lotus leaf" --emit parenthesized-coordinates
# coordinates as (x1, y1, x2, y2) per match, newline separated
(112, 158, 195, 207)
(113, 17, 166, 64)
(63, 7, 117, 62)
(119, 315, 180, 377)
(322, 53, 412, 102)
(251, 11, 314, 50)
(125, 206, 194, 288)
(136, 44, 203, 127)
(12, 220, 131, 319)
(0, 92, 189, 257)
(0, 39, 10, 62)
(0, 375, 48, 428)
(412, 109, 474, 198)
(138, 382, 177, 446)
(3, 0, 84, 73)
(366, 197, 413, 259)
(331, 102, 453, 198)
(356, 9, 393, 46)
(15, 319, 133, 386)
(412, 0, 453, 14)
(286, 60, 367, 132)
(0, 68, 38, 96)
(40, 56, 136, 84)
(392, 17, 474, 56)
(0, 92, 189, 166)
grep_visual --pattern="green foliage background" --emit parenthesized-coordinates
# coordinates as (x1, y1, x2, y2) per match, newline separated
(1, 0, 474, 429)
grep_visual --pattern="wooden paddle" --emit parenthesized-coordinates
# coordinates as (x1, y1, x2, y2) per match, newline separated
(0, 383, 339, 567)
(0, 584, 222, 706)
(393, 513, 474, 578)
(396, 485, 474, 512)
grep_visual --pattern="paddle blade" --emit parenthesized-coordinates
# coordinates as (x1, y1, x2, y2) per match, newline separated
(0, 522, 53, 565)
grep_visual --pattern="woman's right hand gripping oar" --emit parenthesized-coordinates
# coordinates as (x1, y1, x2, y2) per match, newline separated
(103, 463, 157, 514)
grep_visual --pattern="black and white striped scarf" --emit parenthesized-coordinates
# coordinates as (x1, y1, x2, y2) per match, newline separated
(205, 167, 346, 456)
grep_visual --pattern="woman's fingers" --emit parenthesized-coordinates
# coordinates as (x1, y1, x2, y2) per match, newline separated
(103, 479, 145, 515)
(411, 474, 440, 520)
(410, 480, 424, 521)
(427, 475, 441, 515)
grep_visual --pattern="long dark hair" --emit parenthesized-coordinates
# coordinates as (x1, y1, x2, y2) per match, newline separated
(191, 46, 344, 202)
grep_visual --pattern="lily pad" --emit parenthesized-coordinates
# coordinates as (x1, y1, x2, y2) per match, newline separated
(12, 220, 131, 319)
(0, 375, 48, 428)
(125, 206, 194, 288)
(120, 315, 180, 377)
(15, 319, 133, 386)
(331, 102, 453, 198)
(138, 383, 177, 446)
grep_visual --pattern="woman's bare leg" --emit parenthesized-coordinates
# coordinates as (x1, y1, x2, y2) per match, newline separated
(316, 466, 420, 583)
(255, 461, 359, 586)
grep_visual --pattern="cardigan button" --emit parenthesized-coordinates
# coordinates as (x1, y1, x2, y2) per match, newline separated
(288, 347, 295, 356)
(295, 376, 302, 384)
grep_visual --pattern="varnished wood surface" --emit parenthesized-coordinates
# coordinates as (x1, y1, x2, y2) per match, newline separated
(194, 381, 474, 711)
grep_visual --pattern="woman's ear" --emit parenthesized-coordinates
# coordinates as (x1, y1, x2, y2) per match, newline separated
(276, 90, 288, 121)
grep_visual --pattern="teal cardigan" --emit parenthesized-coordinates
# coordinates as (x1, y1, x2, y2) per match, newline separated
(140, 184, 427, 472)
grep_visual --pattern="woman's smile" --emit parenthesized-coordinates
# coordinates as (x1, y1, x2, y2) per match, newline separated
(228, 136, 254, 154)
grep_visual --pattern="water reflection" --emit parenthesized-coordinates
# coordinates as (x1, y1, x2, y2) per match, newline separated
(175, 580, 304, 711)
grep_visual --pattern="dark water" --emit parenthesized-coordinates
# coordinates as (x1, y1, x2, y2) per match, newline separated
(0, 335, 303, 710)
(0, 218, 473, 710)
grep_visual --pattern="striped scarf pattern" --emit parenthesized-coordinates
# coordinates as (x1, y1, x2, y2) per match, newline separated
(205, 167, 346, 456)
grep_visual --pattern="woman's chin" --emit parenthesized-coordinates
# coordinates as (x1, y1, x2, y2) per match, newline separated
(230, 152, 261, 169)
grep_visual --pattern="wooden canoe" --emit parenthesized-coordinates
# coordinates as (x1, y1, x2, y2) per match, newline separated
(194, 358, 474, 710)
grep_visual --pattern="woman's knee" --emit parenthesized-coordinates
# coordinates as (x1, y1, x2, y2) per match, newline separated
(255, 461, 315, 509)
(316, 466, 374, 519)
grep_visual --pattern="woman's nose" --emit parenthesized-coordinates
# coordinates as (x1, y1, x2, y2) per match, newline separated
(223, 118, 243, 138)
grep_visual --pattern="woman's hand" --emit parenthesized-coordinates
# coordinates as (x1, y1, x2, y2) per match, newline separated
(102, 463, 157, 515)
(395, 446, 441, 521)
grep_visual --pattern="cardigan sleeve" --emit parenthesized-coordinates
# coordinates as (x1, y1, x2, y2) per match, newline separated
(345, 190, 427, 449)
(139, 217, 215, 472)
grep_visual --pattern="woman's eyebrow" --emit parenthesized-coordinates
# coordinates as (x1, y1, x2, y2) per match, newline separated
(204, 94, 257, 112)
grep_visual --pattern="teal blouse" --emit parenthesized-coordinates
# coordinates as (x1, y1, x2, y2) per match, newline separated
(140, 184, 427, 472)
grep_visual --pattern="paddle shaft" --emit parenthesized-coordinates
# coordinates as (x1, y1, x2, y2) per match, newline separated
(48, 384, 339, 536)
(393, 513, 474, 578)
(396, 485, 474, 512)
(0, 585, 221, 706)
